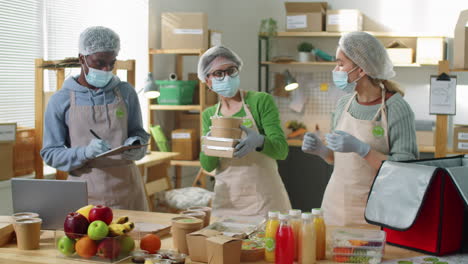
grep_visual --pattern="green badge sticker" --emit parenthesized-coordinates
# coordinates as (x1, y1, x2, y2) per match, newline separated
(372, 125, 384, 138)
(116, 108, 125, 118)
(264, 237, 275, 252)
(242, 119, 253, 128)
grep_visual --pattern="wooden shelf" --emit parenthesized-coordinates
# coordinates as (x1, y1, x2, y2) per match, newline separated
(262, 32, 446, 38)
(170, 160, 201, 167)
(287, 139, 302, 147)
(149, 48, 203, 55)
(149, 105, 202, 111)
(261, 61, 437, 67)
(451, 68, 468, 72)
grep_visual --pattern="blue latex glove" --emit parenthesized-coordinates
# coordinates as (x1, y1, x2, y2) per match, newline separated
(234, 125, 265, 158)
(85, 139, 111, 159)
(122, 136, 147, 160)
(325, 130, 371, 158)
(301, 132, 329, 160)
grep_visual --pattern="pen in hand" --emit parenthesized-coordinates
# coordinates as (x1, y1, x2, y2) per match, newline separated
(89, 129, 101, 139)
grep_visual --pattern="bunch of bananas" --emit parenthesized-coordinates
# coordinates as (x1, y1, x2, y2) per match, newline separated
(108, 216, 135, 237)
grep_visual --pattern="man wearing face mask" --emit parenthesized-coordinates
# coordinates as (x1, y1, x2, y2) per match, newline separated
(302, 32, 418, 226)
(41, 26, 149, 210)
(198, 46, 291, 218)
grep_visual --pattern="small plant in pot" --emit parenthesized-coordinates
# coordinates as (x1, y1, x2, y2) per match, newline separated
(297, 42, 314, 62)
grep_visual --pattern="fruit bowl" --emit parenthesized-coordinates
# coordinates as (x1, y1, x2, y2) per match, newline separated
(55, 230, 140, 263)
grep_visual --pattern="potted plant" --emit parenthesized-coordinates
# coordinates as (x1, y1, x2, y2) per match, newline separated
(297, 42, 314, 62)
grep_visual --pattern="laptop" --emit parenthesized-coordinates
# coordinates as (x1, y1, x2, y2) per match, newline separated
(11, 178, 88, 230)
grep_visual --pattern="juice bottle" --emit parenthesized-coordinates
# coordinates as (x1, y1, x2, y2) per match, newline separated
(265, 211, 280, 262)
(299, 212, 316, 264)
(312, 208, 326, 260)
(275, 214, 294, 264)
(289, 209, 301, 261)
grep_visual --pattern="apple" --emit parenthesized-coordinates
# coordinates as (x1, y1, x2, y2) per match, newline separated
(64, 212, 89, 239)
(88, 220, 109, 240)
(76, 204, 94, 221)
(97, 238, 120, 259)
(89, 205, 113, 225)
(57, 236, 76, 256)
(119, 235, 135, 254)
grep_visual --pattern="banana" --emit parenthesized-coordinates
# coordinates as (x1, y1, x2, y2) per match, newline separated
(108, 216, 135, 237)
(114, 216, 129, 224)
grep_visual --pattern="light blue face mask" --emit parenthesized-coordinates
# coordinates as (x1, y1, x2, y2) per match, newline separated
(332, 66, 362, 93)
(83, 57, 114, 88)
(211, 75, 240, 98)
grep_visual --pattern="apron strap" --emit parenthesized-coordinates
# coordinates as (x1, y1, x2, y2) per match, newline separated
(371, 89, 387, 122)
(214, 90, 245, 117)
(70, 91, 76, 105)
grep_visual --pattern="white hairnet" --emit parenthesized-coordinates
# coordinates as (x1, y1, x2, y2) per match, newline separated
(338, 32, 395, 80)
(197, 46, 243, 83)
(79, 26, 120, 56)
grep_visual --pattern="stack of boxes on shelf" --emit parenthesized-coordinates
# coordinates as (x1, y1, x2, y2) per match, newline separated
(202, 117, 243, 158)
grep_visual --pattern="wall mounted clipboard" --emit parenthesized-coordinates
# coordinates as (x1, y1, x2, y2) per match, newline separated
(429, 72, 457, 115)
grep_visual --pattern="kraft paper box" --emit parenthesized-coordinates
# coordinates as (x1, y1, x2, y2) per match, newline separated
(172, 129, 198, 161)
(161, 12, 208, 49)
(326, 9, 363, 32)
(186, 229, 221, 262)
(454, 9, 468, 69)
(285, 2, 327, 32)
(386, 40, 414, 64)
(453, 126, 468, 153)
(206, 235, 242, 264)
(416, 37, 445, 65)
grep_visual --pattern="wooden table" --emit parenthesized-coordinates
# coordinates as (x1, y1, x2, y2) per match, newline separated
(0, 209, 424, 264)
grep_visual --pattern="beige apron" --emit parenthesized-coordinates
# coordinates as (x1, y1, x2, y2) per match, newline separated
(212, 91, 291, 218)
(321, 89, 389, 226)
(67, 88, 148, 211)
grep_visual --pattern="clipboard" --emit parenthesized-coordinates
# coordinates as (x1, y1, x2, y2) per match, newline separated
(95, 144, 149, 158)
(429, 72, 457, 115)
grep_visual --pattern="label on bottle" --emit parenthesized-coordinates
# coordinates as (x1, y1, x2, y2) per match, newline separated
(265, 237, 276, 252)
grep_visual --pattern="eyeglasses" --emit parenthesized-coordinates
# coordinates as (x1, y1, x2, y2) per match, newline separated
(208, 66, 239, 81)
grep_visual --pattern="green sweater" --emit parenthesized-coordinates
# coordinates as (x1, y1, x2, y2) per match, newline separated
(200, 91, 288, 172)
(331, 93, 419, 161)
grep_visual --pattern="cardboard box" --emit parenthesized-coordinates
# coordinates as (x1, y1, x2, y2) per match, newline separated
(386, 40, 414, 64)
(416, 37, 445, 65)
(186, 229, 222, 262)
(326, 9, 363, 32)
(285, 2, 327, 32)
(453, 126, 468, 152)
(206, 235, 242, 264)
(161, 12, 208, 49)
(0, 143, 14, 181)
(416, 131, 434, 147)
(202, 145, 235, 158)
(454, 10, 468, 69)
(210, 127, 242, 139)
(172, 129, 198, 160)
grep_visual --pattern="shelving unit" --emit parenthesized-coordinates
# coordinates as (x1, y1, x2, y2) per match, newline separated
(434, 60, 468, 158)
(148, 48, 209, 188)
(258, 31, 446, 92)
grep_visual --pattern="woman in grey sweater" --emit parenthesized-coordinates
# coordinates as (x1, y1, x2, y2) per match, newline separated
(302, 31, 418, 226)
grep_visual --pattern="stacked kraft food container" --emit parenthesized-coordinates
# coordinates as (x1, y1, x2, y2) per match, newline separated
(202, 117, 243, 158)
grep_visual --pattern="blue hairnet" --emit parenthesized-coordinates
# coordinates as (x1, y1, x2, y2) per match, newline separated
(79, 26, 120, 56)
(197, 46, 243, 83)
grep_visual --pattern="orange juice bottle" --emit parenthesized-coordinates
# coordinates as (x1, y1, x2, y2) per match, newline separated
(289, 209, 302, 261)
(312, 208, 326, 260)
(265, 211, 280, 262)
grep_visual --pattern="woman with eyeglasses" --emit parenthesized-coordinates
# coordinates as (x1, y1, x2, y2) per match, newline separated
(197, 46, 291, 218)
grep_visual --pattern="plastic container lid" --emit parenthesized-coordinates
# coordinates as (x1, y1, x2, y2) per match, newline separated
(289, 209, 301, 216)
(301, 212, 313, 220)
(268, 211, 279, 218)
(279, 214, 290, 221)
(312, 208, 323, 215)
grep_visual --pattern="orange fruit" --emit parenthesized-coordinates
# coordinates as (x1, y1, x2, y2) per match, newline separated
(140, 234, 161, 254)
(76, 236, 98, 259)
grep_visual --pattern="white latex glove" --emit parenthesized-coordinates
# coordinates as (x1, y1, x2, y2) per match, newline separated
(325, 130, 371, 158)
(301, 132, 329, 160)
(85, 139, 111, 159)
(234, 125, 265, 158)
(122, 136, 147, 160)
